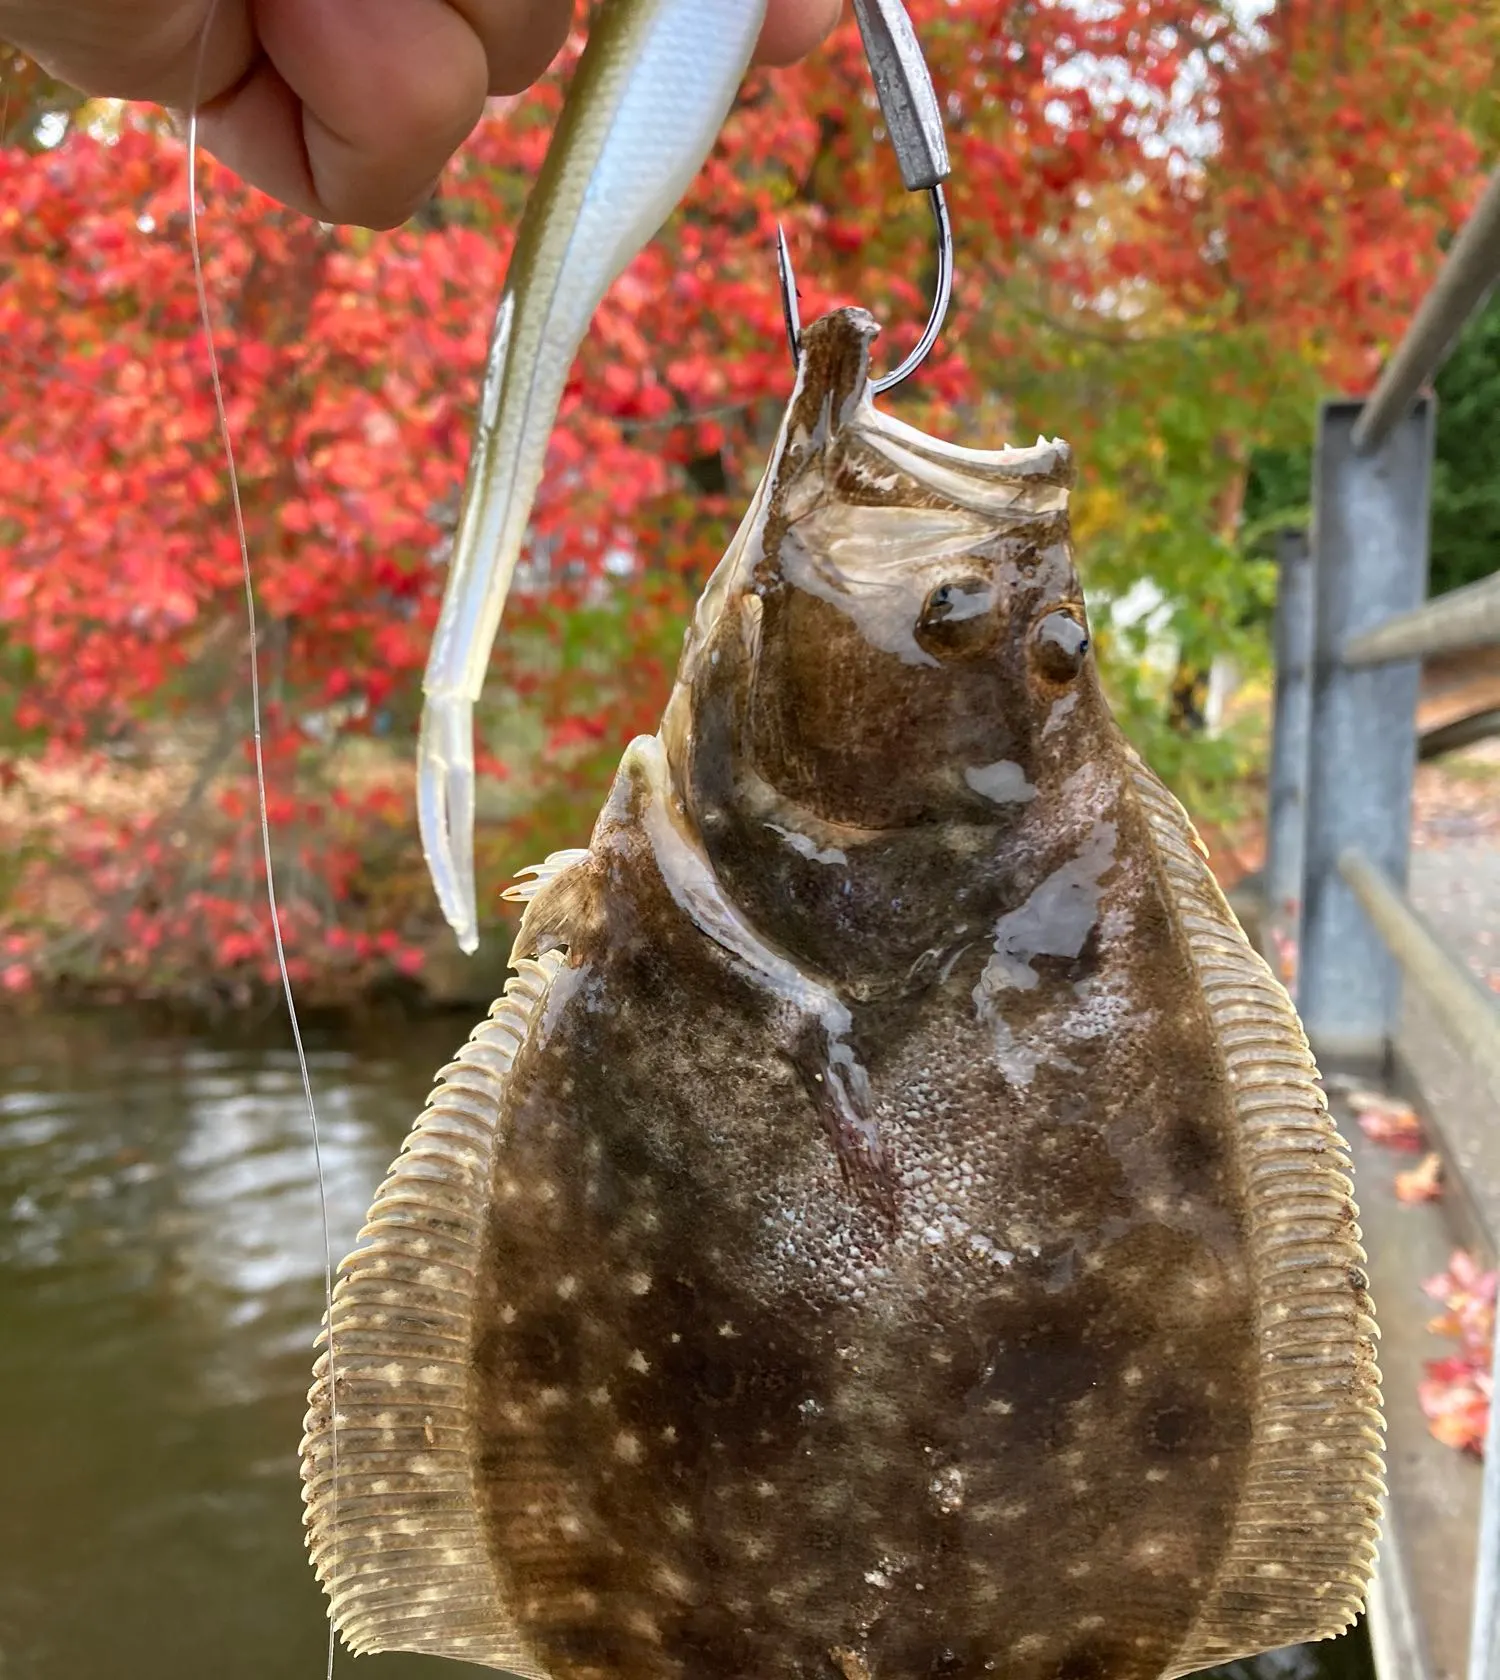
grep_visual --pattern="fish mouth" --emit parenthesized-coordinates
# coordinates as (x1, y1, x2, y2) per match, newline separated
(770, 311, 1076, 639)
(782, 305, 1075, 509)
(759, 313, 1077, 677)
(849, 403, 1073, 517)
(679, 307, 1075, 681)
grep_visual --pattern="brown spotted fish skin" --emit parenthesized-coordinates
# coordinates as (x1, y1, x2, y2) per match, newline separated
(301, 308, 1385, 1680)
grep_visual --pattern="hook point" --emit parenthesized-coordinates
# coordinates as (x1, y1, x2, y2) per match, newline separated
(775, 222, 802, 367)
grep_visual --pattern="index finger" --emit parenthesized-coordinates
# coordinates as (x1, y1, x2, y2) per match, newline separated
(200, 0, 544, 227)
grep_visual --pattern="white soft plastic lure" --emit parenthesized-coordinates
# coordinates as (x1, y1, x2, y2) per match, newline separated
(419, 0, 768, 954)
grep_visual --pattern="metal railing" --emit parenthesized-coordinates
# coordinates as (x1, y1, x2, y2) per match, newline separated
(1264, 162, 1500, 1680)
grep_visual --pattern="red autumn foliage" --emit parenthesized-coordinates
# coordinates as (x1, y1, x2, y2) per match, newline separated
(0, 1, 1493, 1008)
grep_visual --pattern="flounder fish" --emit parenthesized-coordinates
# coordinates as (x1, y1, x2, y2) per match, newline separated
(301, 308, 1384, 1680)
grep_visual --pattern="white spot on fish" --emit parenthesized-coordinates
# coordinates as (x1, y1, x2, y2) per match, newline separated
(652, 1563, 693, 1601)
(1043, 691, 1079, 738)
(965, 760, 1037, 804)
(974, 822, 1118, 1000)
(968, 1231, 1015, 1265)
(624, 1609, 662, 1643)
(930, 1467, 965, 1513)
(766, 822, 848, 867)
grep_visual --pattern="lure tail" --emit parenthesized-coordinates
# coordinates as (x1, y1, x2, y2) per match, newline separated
(418, 0, 768, 954)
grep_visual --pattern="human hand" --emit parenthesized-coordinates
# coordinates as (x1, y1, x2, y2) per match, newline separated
(0, 0, 841, 228)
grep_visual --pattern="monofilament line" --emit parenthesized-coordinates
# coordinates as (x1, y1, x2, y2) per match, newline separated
(184, 22, 339, 1680)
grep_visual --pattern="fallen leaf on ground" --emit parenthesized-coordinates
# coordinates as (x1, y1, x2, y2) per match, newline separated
(1396, 1151, 1444, 1203)
(1269, 927, 1298, 987)
(1419, 1361, 1491, 1455)
(1422, 1251, 1497, 1457)
(1350, 1090, 1427, 1151)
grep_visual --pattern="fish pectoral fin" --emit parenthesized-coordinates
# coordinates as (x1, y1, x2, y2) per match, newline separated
(788, 1024, 895, 1213)
(620, 734, 896, 1209)
(505, 847, 599, 962)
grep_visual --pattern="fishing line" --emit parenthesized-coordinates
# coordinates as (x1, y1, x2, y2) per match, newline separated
(184, 20, 339, 1680)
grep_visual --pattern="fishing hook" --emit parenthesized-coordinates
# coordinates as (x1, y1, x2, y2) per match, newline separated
(776, 0, 955, 396)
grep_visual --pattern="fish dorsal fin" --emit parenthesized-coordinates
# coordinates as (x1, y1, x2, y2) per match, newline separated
(1125, 756, 1386, 1673)
(299, 946, 566, 1676)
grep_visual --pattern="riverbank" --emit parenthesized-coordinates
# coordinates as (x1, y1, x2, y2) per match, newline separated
(0, 734, 525, 1017)
(5, 729, 1492, 1023)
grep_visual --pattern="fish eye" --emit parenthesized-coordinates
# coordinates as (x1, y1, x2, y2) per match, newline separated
(1032, 610, 1090, 683)
(916, 574, 997, 660)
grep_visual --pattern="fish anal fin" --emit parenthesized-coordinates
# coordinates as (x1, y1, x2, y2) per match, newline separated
(299, 951, 565, 1675)
(1127, 756, 1386, 1670)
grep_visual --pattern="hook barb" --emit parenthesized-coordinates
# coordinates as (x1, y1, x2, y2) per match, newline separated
(776, 182, 954, 397)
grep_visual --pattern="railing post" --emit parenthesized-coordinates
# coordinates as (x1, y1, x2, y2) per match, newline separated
(1266, 527, 1313, 991)
(1298, 396, 1435, 1062)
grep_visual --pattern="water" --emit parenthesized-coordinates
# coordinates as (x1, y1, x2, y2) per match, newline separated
(0, 1006, 1378, 1680)
(0, 1005, 469, 1679)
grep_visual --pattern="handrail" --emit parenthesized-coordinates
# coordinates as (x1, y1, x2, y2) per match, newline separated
(1353, 166, 1500, 456)
(1476, 1344, 1500, 1680)
(1279, 148, 1500, 1680)
(1338, 848, 1500, 1091)
(1343, 572, 1500, 667)
(1424, 709, 1500, 763)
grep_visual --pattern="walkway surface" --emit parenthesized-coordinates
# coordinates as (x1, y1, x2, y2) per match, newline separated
(1347, 741, 1500, 1680)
